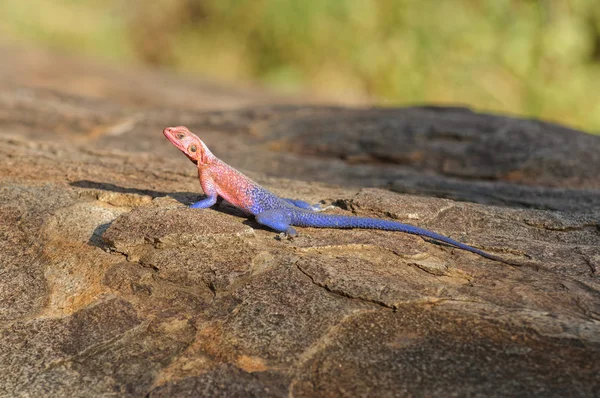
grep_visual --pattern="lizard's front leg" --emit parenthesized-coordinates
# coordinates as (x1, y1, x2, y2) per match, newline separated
(191, 170, 218, 209)
(255, 209, 297, 237)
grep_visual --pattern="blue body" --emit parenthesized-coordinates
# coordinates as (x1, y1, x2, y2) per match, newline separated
(191, 184, 504, 263)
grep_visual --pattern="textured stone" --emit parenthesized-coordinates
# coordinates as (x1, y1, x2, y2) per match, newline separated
(290, 307, 600, 397)
(0, 46, 599, 397)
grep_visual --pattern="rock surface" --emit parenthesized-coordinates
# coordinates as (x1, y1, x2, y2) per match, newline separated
(1, 46, 599, 397)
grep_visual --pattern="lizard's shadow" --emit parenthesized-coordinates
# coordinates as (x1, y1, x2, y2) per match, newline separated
(70, 180, 267, 236)
(70, 180, 197, 204)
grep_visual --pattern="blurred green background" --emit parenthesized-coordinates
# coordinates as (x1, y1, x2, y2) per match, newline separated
(1, 0, 599, 132)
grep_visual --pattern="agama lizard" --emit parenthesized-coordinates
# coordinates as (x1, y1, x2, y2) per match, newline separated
(163, 126, 507, 263)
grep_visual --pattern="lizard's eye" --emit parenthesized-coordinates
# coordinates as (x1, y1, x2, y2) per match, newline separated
(176, 133, 185, 139)
(189, 144, 197, 153)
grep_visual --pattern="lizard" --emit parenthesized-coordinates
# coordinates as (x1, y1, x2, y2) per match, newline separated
(163, 125, 509, 264)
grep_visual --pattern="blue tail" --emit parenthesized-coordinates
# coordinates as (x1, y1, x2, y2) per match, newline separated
(291, 211, 504, 262)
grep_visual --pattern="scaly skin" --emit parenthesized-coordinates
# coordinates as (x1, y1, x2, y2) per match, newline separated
(163, 126, 508, 263)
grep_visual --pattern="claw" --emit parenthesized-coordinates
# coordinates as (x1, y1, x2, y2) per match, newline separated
(312, 204, 335, 212)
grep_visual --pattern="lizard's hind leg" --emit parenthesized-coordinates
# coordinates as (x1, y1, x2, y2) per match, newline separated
(284, 198, 334, 212)
(255, 209, 297, 237)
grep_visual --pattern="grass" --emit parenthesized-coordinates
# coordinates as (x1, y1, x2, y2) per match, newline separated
(1, 0, 599, 133)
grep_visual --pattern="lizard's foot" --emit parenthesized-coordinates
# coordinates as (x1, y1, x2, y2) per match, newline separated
(284, 198, 335, 212)
(275, 228, 297, 240)
(190, 195, 218, 209)
(285, 227, 298, 238)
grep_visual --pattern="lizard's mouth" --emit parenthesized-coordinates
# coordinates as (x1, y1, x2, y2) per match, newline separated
(163, 128, 187, 151)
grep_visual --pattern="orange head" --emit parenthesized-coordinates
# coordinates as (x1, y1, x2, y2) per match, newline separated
(163, 126, 214, 165)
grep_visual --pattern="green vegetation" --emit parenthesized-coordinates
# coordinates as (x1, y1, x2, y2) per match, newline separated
(2, 0, 599, 132)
